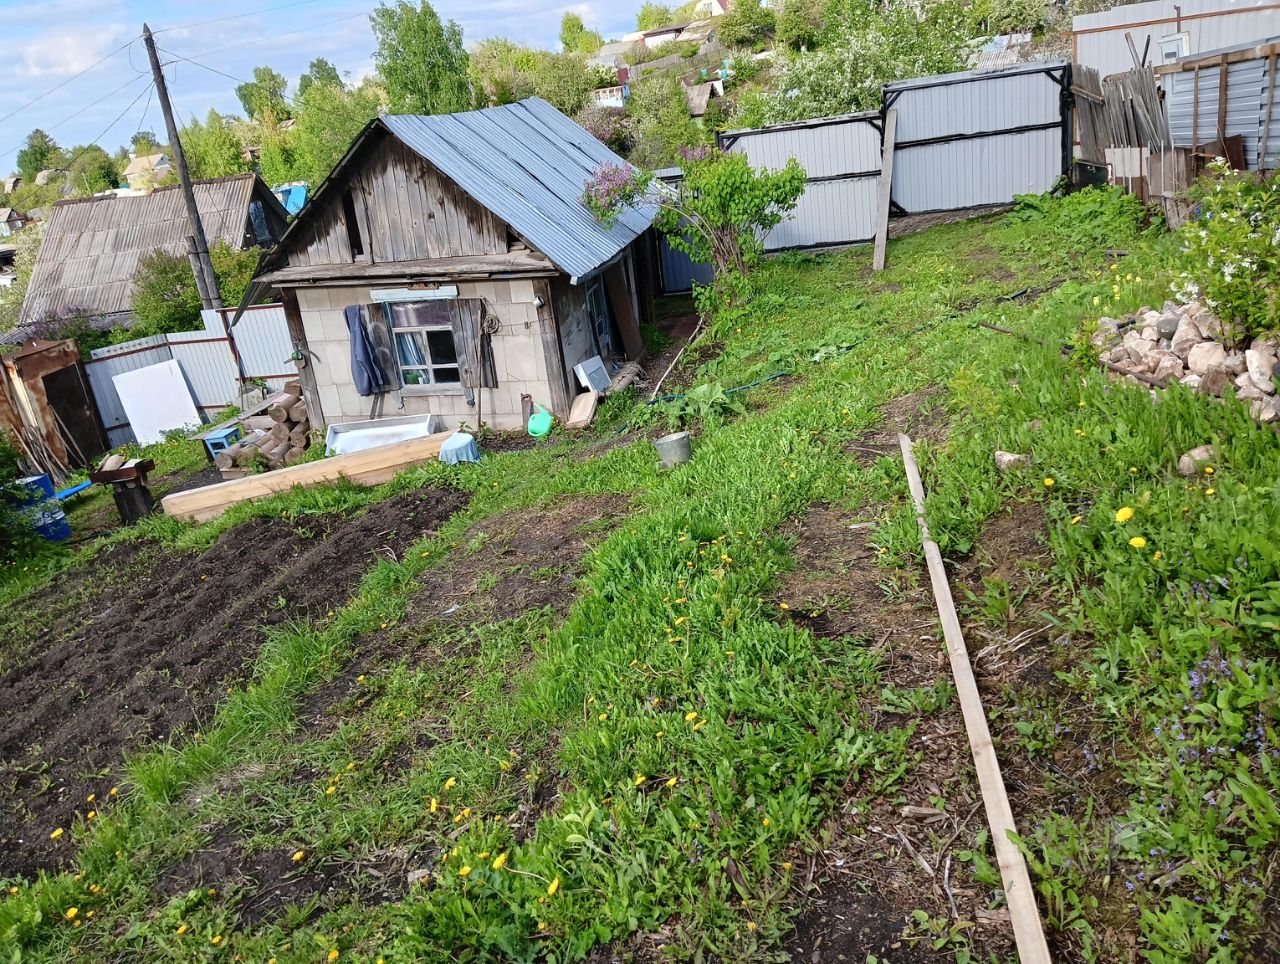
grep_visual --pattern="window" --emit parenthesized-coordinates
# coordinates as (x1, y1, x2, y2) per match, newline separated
(385, 300, 461, 386)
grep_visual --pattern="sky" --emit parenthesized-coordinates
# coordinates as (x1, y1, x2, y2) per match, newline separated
(0, 0, 641, 171)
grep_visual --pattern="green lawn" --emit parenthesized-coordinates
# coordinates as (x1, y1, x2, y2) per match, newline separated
(2, 189, 1277, 962)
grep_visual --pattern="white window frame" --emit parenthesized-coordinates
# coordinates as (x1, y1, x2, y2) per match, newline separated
(383, 300, 464, 393)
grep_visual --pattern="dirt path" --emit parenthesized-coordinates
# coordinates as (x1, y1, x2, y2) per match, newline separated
(0, 488, 466, 880)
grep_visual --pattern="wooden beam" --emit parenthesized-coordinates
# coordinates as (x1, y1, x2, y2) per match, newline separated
(898, 435, 1051, 964)
(604, 261, 644, 361)
(534, 278, 572, 419)
(258, 252, 557, 285)
(281, 289, 324, 428)
(873, 108, 898, 272)
(160, 431, 453, 523)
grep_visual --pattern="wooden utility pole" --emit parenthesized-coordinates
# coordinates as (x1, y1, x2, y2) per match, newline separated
(142, 24, 222, 310)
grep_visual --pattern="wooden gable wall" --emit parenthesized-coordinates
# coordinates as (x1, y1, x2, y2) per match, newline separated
(288, 133, 510, 268)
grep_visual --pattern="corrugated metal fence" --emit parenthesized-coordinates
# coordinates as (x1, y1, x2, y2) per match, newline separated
(1163, 41, 1280, 170)
(85, 304, 294, 447)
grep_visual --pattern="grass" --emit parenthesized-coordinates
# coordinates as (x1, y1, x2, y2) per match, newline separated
(2, 188, 1278, 961)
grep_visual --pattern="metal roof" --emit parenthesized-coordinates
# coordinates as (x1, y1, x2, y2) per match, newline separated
(17, 174, 284, 333)
(379, 99, 656, 281)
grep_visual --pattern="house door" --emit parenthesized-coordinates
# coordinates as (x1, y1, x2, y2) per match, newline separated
(586, 281, 613, 357)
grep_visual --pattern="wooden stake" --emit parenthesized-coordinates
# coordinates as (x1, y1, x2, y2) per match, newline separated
(873, 107, 898, 272)
(898, 434, 1052, 964)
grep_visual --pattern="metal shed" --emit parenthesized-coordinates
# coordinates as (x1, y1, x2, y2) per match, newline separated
(1160, 38, 1280, 170)
(884, 61, 1074, 214)
(719, 111, 884, 250)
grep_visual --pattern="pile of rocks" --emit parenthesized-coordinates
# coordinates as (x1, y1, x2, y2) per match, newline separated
(1093, 301, 1280, 424)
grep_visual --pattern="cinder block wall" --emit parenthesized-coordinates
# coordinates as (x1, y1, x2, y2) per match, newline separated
(294, 280, 558, 432)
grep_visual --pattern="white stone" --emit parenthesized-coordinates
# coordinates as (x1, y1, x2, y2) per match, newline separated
(1180, 373, 1202, 390)
(1177, 444, 1217, 476)
(1123, 331, 1157, 364)
(1251, 336, 1280, 356)
(1187, 341, 1228, 376)
(1140, 324, 1159, 342)
(1223, 353, 1247, 376)
(994, 451, 1031, 472)
(1150, 353, 1184, 385)
(1251, 399, 1280, 424)
(1171, 316, 1205, 357)
(1245, 349, 1277, 394)
(1197, 313, 1225, 340)
(1237, 381, 1264, 402)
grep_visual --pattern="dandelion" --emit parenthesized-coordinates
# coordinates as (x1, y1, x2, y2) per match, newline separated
(725, 649, 735, 657)
(86, 794, 95, 804)
(1071, 515, 1082, 525)
(1205, 488, 1216, 496)
(1092, 296, 1101, 306)
(328, 950, 340, 962)
(1130, 537, 1148, 549)
(685, 711, 698, 722)
(292, 850, 305, 863)
(1154, 550, 1164, 560)
(598, 712, 608, 721)
(356, 675, 365, 682)
(747, 921, 757, 932)
(177, 924, 189, 935)
(429, 797, 439, 813)
(1043, 477, 1054, 488)
(547, 877, 560, 896)
(86, 811, 96, 821)
(1204, 466, 1214, 475)
(778, 602, 789, 610)
(666, 776, 678, 788)
(674, 616, 688, 625)
(1115, 506, 1135, 523)
(492, 852, 508, 870)
(782, 861, 792, 872)
(1074, 429, 1085, 437)
(634, 775, 647, 787)
(211, 935, 223, 945)
(108, 787, 118, 797)
(65, 908, 79, 921)
(1129, 466, 1138, 474)
(50, 828, 64, 839)
(325, 785, 337, 796)
(500, 759, 511, 772)
(762, 817, 770, 827)
(444, 777, 457, 791)
(459, 865, 472, 877)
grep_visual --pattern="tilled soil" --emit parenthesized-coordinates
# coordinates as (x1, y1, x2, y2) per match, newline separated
(0, 487, 466, 880)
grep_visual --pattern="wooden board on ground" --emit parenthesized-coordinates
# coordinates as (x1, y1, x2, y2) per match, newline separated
(565, 390, 601, 429)
(873, 108, 898, 272)
(161, 431, 455, 523)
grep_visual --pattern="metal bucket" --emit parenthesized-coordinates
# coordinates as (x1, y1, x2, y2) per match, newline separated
(12, 474, 72, 542)
(654, 431, 692, 469)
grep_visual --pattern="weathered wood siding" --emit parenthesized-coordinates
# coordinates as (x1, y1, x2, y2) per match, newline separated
(289, 134, 509, 268)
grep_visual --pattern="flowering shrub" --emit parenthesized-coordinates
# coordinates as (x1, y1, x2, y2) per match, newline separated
(1175, 161, 1280, 345)
(583, 149, 804, 306)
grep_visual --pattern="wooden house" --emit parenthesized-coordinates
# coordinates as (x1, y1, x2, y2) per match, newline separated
(251, 97, 658, 432)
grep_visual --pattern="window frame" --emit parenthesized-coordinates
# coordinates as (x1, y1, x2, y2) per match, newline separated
(382, 300, 465, 394)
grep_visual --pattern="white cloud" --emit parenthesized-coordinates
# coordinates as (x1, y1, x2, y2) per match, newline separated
(15, 25, 132, 79)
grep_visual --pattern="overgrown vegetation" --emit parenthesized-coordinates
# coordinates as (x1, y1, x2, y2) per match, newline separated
(3, 187, 1278, 961)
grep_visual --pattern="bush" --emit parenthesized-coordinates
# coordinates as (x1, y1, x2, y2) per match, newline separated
(576, 106, 630, 154)
(717, 0, 775, 49)
(130, 243, 263, 340)
(1174, 162, 1280, 345)
(26, 310, 120, 358)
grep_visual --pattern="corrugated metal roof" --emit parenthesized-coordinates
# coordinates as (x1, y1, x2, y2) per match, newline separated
(380, 99, 656, 281)
(18, 174, 278, 332)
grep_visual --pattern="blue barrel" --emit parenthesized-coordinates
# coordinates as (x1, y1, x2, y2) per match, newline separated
(13, 474, 72, 542)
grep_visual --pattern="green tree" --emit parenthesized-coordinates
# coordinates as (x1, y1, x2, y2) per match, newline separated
(0, 221, 43, 334)
(471, 37, 540, 106)
(286, 80, 384, 185)
(371, 1, 472, 115)
(636, 2, 675, 30)
(67, 145, 119, 196)
(625, 74, 707, 168)
(131, 130, 164, 154)
(717, 0, 775, 48)
(776, 0, 823, 50)
(235, 66, 291, 121)
(559, 13, 602, 53)
(180, 109, 251, 180)
(297, 57, 343, 98)
(530, 53, 598, 115)
(130, 242, 262, 338)
(16, 130, 61, 182)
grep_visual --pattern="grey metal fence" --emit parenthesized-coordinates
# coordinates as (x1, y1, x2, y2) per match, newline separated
(84, 304, 294, 447)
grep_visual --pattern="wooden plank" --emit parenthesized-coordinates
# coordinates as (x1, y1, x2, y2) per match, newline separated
(1262, 52, 1277, 170)
(281, 289, 323, 427)
(259, 251, 557, 285)
(898, 435, 1051, 964)
(1217, 59, 1229, 145)
(604, 262, 644, 361)
(534, 278, 571, 419)
(873, 107, 897, 273)
(386, 143, 411, 263)
(161, 431, 454, 523)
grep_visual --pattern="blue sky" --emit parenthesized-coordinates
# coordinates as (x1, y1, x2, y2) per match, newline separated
(0, 0, 639, 171)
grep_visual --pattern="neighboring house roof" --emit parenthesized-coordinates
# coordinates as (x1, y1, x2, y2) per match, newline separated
(17, 173, 285, 335)
(0, 208, 20, 223)
(34, 169, 60, 186)
(273, 98, 657, 284)
(587, 40, 638, 66)
(684, 80, 723, 116)
(1, 177, 20, 194)
(123, 153, 170, 178)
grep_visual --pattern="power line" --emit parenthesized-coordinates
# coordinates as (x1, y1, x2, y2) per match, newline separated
(0, 36, 140, 126)
(0, 75, 151, 163)
(157, 47, 297, 108)
(150, 0, 332, 35)
(167, 10, 370, 60)
(7, 81, 155, 212)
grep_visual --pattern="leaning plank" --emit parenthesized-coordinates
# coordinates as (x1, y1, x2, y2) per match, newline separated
(161, 431, 455, 523)
(898, 434, 1052, 964)
(872, 107, 898, 272)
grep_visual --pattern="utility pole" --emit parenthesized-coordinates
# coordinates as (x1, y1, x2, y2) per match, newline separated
(142, 24, 222, 310)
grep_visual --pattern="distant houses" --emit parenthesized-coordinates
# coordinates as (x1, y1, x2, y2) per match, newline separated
(122, 152, 172, 191)
(0, 208, 26, 237)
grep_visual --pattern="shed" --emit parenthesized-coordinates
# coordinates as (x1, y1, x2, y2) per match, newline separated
(251, 97, 659, 432)
(0, 338, 106, 475)
(0, 207, 25, 236)
(1158, 37, 1280, 170)
(15, 173, 286, 339)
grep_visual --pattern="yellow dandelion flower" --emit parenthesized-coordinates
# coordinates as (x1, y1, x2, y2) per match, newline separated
(1115, 506, 1134, 524)
(211, 935, 223, 945)
(86, 794, 95, 803)
(109, 787, 118, 796)
(1071, 515, 1082, 525)
(782, 861, 792, 872)
(674, 616, 688, 625)
(1153, 550, 1164, 560)
(177, 924, 188, 935)
(628, 659, 638, 667)
(692, 720, 707, 732)
(356, 675, 365, 682)
(50, 828, 64, 840)
(685, 711, 698, 722)
(725, 649, 735, 657)
(292, 850, 305, 863)
(1129, 536, 1147, 549)
(325, 785, 337, 796)
(598, 712, 608, 721)
(1043, 478, 1054, 488)
(1204, 466, 1214, 475)
(634, 774, 647, 787)
(207, 888, 217, 896)
(429, 797, 439, 813)
(500, 760, 511, 771)
(492, 852, 508, 870)
(65, 908, 79, 920)
(1092, 296, 1100, 306)
(459, 865, 472, 877)
(444, 777, 457, 791)
(1074, 428, 1085, 436)
(547, 877, 560, 896)
(328, 949, 340, 962)
(666, 776, 678, 788)
(747, 921, 757, 932)
(655, 730, 665, 739)
(762, 817, 770, 826)
(86, 811, 96, 821)
(1205, 487, 1216, 495)
(778, 602, 789, 610)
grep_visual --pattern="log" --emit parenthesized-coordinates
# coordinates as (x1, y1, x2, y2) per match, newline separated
(289, 427, 309, 448)
(100, 453, 125, 472)
(289, 397, 308, 425)
(243, 415, 275, 431)
(268, 423, 291, 444)
(282, 379, 303, 398)
(268, 399, 296, 423)
(285, 446, 307, 466)
(161, 431, 456, 523)
(214, 449, 236, 471)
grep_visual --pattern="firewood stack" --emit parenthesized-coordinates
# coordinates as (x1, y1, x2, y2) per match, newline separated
(214, 381, 313, 479)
